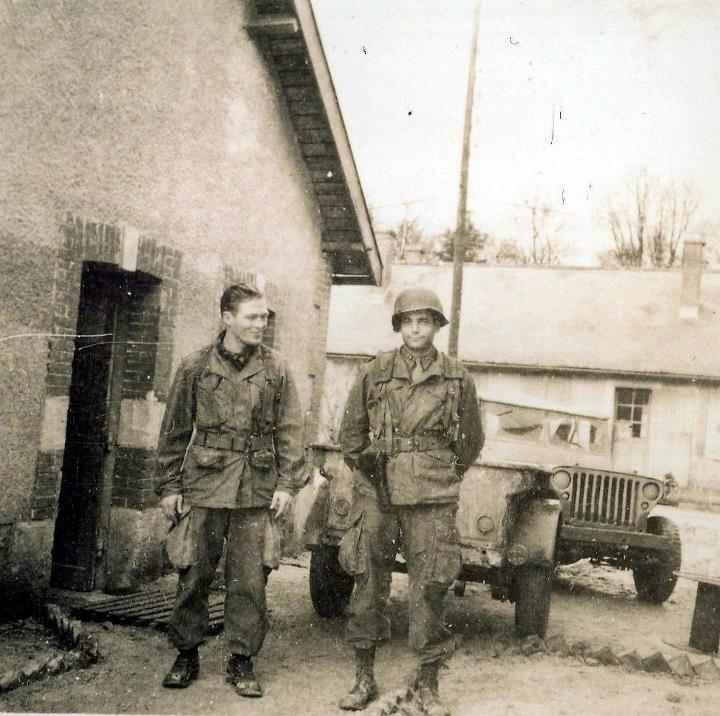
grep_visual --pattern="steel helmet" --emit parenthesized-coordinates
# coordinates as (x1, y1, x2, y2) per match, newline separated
(391, 288, 449, 332)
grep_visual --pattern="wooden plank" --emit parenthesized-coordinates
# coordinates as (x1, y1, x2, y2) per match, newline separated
(322, 241, 366, 254)
(269, 38, 306, 55)
(285, 85, 319, 102)
(309, 168, 342, 183)
(288, 98, 324, 116)
(322, 230, 361, 243)
(277, 69, 315, 87)
(291, 114, 327, 130)
(322, 217, 355, 231)
(311, 180, 346, 195)
(689, 582, 720, 653)
(246, 16, 299, 37)
(299, 142, 337, 158)
(255, 0, 294, 15)
(296, 126, 333, 143)
(271, 53, 308, 71)
(320, 205, 350, 219)
(316, 193, 350, 207)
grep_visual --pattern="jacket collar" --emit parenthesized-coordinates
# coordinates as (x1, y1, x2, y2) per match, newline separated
(393, 346, 444, 383)
(206, 343, 265, 382)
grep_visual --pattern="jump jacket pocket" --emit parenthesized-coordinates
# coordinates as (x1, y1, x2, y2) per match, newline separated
(338, 512, 368, 577)
(196, 374, 233, 428)
(190, 446, 227, 469)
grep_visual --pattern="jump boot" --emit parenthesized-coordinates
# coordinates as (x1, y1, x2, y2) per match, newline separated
(226, 654, 263, 698)
(415, 661, 451, 716)
(339, 647, 378, 711)
(162, 648, 199, 688)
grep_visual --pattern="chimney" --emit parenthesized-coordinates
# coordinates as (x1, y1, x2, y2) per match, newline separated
(679, 240, 705, 319)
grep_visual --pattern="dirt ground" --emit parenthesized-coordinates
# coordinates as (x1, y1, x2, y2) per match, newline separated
(2, 504, 720, 715)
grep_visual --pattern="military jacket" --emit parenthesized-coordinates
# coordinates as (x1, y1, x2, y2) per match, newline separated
(339, 348, 483, 505)
(154, 342, 305, 509)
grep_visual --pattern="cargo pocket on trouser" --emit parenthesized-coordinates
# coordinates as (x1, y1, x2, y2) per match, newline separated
(425, 507, 462, 587)
(338, 512, 368, 577)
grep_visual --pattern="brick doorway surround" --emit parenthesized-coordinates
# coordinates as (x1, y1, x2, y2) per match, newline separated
(32, 216, 182, 524)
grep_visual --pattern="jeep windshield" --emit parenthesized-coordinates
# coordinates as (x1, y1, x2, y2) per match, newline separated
(480, 401, 612, 468)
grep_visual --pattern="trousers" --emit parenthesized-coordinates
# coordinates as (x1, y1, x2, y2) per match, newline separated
(167, 507, 271, 656)
(340, 491, 461, 665)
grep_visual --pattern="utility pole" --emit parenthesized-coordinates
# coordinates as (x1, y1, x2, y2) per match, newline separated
(448, 1, 481, 357)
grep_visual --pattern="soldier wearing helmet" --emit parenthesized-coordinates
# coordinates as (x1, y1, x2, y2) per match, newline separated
(337, 288, 483, 715)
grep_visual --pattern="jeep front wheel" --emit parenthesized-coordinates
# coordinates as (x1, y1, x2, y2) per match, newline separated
(514, 564, 552, 638)
(309, 544, 354, 618)
(632, 515, 682, 603)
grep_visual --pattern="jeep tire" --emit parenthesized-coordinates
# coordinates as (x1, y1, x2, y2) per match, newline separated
(514, 564, 552, 638)
(632, 515, 682, 604)
(309, 544, 354, 618)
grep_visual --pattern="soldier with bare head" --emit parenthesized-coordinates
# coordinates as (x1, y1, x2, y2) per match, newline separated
(154, 283, 305, 699)
(337, 288, 483, 715)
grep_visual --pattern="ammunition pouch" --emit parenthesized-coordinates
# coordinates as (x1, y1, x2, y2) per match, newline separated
(195, 430, 275, 470)
(357, 445, 388, 484)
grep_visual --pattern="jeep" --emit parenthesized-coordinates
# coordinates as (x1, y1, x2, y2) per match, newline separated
(296, 443, 561, 638)
(481, 400, 682, 603)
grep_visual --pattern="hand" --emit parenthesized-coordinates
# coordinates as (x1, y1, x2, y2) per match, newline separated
(313, 467, 329, 491)
(160, 494, 183, 525)
(270, 490, 292, 519)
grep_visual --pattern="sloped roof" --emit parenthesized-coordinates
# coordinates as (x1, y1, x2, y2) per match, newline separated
(248, 0, 382, 285)
(327, 263, 720, 381)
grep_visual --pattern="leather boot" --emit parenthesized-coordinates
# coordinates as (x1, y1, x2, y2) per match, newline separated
(339, 647, 378, 711)
(227, 654, 263, 698)
(415, 662, 451, 716)
(162, 648, 199, 688)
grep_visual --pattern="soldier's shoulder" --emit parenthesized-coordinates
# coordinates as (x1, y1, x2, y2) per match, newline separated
(439, 352, 469, 379)
(179, 345, 214, 371)
(364, 350, 398, 381)
(260, 345, 290, 373)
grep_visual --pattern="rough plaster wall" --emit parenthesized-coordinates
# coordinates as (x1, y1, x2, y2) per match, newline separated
(0, 0, 328, 523)
(0, 233, 52, 519)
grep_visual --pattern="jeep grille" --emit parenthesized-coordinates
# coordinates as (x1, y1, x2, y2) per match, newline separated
(567, 470, 644, 529)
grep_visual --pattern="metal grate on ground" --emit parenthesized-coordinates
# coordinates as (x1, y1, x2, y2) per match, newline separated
(67, 588, 226, 630)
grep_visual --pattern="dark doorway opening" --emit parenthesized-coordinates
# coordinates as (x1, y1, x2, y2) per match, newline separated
(51, 262, 160, 591)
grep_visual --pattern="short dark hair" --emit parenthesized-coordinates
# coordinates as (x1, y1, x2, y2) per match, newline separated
(220, 283, 264, 315)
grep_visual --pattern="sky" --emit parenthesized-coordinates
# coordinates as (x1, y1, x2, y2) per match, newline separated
(312, 0, 720, 264)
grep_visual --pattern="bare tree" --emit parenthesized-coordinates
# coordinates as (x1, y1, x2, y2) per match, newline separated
(387, 218, 425, 262)
(490, 202, 566, 266)
(606, 173, 699, 268)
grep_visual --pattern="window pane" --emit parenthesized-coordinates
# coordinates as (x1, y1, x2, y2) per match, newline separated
(616, 406, 632, 421)
(632, 423, 642, 438)
(635, 389, 650, 405)
(632, 406, 643, 422)
(616, 388, 633, 404)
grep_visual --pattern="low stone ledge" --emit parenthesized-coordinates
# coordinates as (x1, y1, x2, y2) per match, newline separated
(0, 603, 100, 694)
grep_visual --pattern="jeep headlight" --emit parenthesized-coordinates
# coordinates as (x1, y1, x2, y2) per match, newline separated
(641, 482, 661, 501)
(551, 470, 572, 492)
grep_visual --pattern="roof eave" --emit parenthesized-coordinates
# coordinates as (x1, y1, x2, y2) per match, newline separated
(247, 1, 382, 287)
(326, 352, 720, 385)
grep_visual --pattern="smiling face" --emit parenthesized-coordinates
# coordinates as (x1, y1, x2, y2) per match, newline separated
(222, 297, 268, 350)
(399, 309, 440, 353)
